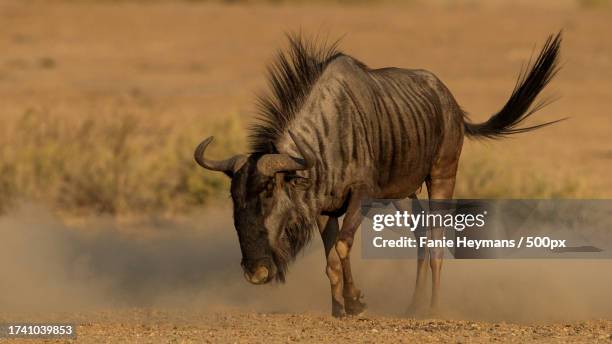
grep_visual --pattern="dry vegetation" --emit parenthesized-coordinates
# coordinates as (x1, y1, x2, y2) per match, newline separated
(0, 109, 245, 214)
(0, 109, 589, 215)
(0, 0, 610, 216)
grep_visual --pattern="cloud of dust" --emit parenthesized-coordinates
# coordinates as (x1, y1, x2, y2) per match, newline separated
(0, 204, 610, 322)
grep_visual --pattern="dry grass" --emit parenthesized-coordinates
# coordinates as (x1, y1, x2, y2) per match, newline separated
(0, 109, 590, 215)
(454, 150, 590, 199)
(0, 109, 246, 215)
(0, 1, 609, 214)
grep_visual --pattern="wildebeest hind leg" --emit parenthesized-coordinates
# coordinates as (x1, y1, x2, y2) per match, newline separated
(318, 215, 345, 317)
(335, 187, 367, 316)
(426, 174, 457, 313)
(394, 196, 430, 316)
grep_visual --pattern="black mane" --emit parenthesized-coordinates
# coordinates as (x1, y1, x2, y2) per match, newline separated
(249, 34, 343, 153)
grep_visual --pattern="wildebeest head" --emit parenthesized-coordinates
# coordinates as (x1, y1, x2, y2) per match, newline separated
(194, 132, 317, 284)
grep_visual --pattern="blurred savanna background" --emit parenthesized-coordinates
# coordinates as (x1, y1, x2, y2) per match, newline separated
(0, 1, 612, 340)
(1, 0, 611, 217)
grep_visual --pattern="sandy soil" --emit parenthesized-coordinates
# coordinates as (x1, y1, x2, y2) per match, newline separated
(0, 206, 610, 343)
(3, 310, 611, 343)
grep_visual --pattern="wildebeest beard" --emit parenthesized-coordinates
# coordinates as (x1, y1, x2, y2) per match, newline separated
(270, 212, 314, 283)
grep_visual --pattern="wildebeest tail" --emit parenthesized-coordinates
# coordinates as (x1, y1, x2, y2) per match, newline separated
(464, 32, 564, 139)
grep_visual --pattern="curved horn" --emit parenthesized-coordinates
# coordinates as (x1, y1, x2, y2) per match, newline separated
(288, 131, 314, 170)
(256, 131, 315, 177)
(194, 137, 246, 175)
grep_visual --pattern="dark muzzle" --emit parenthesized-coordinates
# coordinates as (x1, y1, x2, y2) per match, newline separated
(242, 258, 277, 285)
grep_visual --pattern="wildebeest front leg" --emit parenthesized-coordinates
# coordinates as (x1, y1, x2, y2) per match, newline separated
(335, 188, 367, 316)
(318, 215, 345, 317)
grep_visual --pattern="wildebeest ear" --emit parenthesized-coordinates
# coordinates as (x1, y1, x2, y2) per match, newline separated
(226, 155, 248, 177)
(256, 131, 314, 176)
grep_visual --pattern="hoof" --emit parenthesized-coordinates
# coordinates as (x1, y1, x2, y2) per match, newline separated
(332, 301, 346, 318)
(332, 310, 347, 318)
(345, 296, 367, 316)
(405, 302, 428, 318)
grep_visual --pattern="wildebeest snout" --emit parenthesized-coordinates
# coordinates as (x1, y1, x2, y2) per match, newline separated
(242, 259, 276, 285)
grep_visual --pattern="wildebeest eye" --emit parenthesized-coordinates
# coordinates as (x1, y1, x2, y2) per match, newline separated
(286, 175, 311, 190)
(263, 181, 275, 197)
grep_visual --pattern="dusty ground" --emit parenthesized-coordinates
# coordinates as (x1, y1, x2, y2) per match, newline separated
(3, 310, 611, 343)
(1, 0, 611, 343)
(1, 206, 611, 343)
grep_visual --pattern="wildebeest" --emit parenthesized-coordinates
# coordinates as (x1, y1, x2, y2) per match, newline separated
(194, 32, 562, 317)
